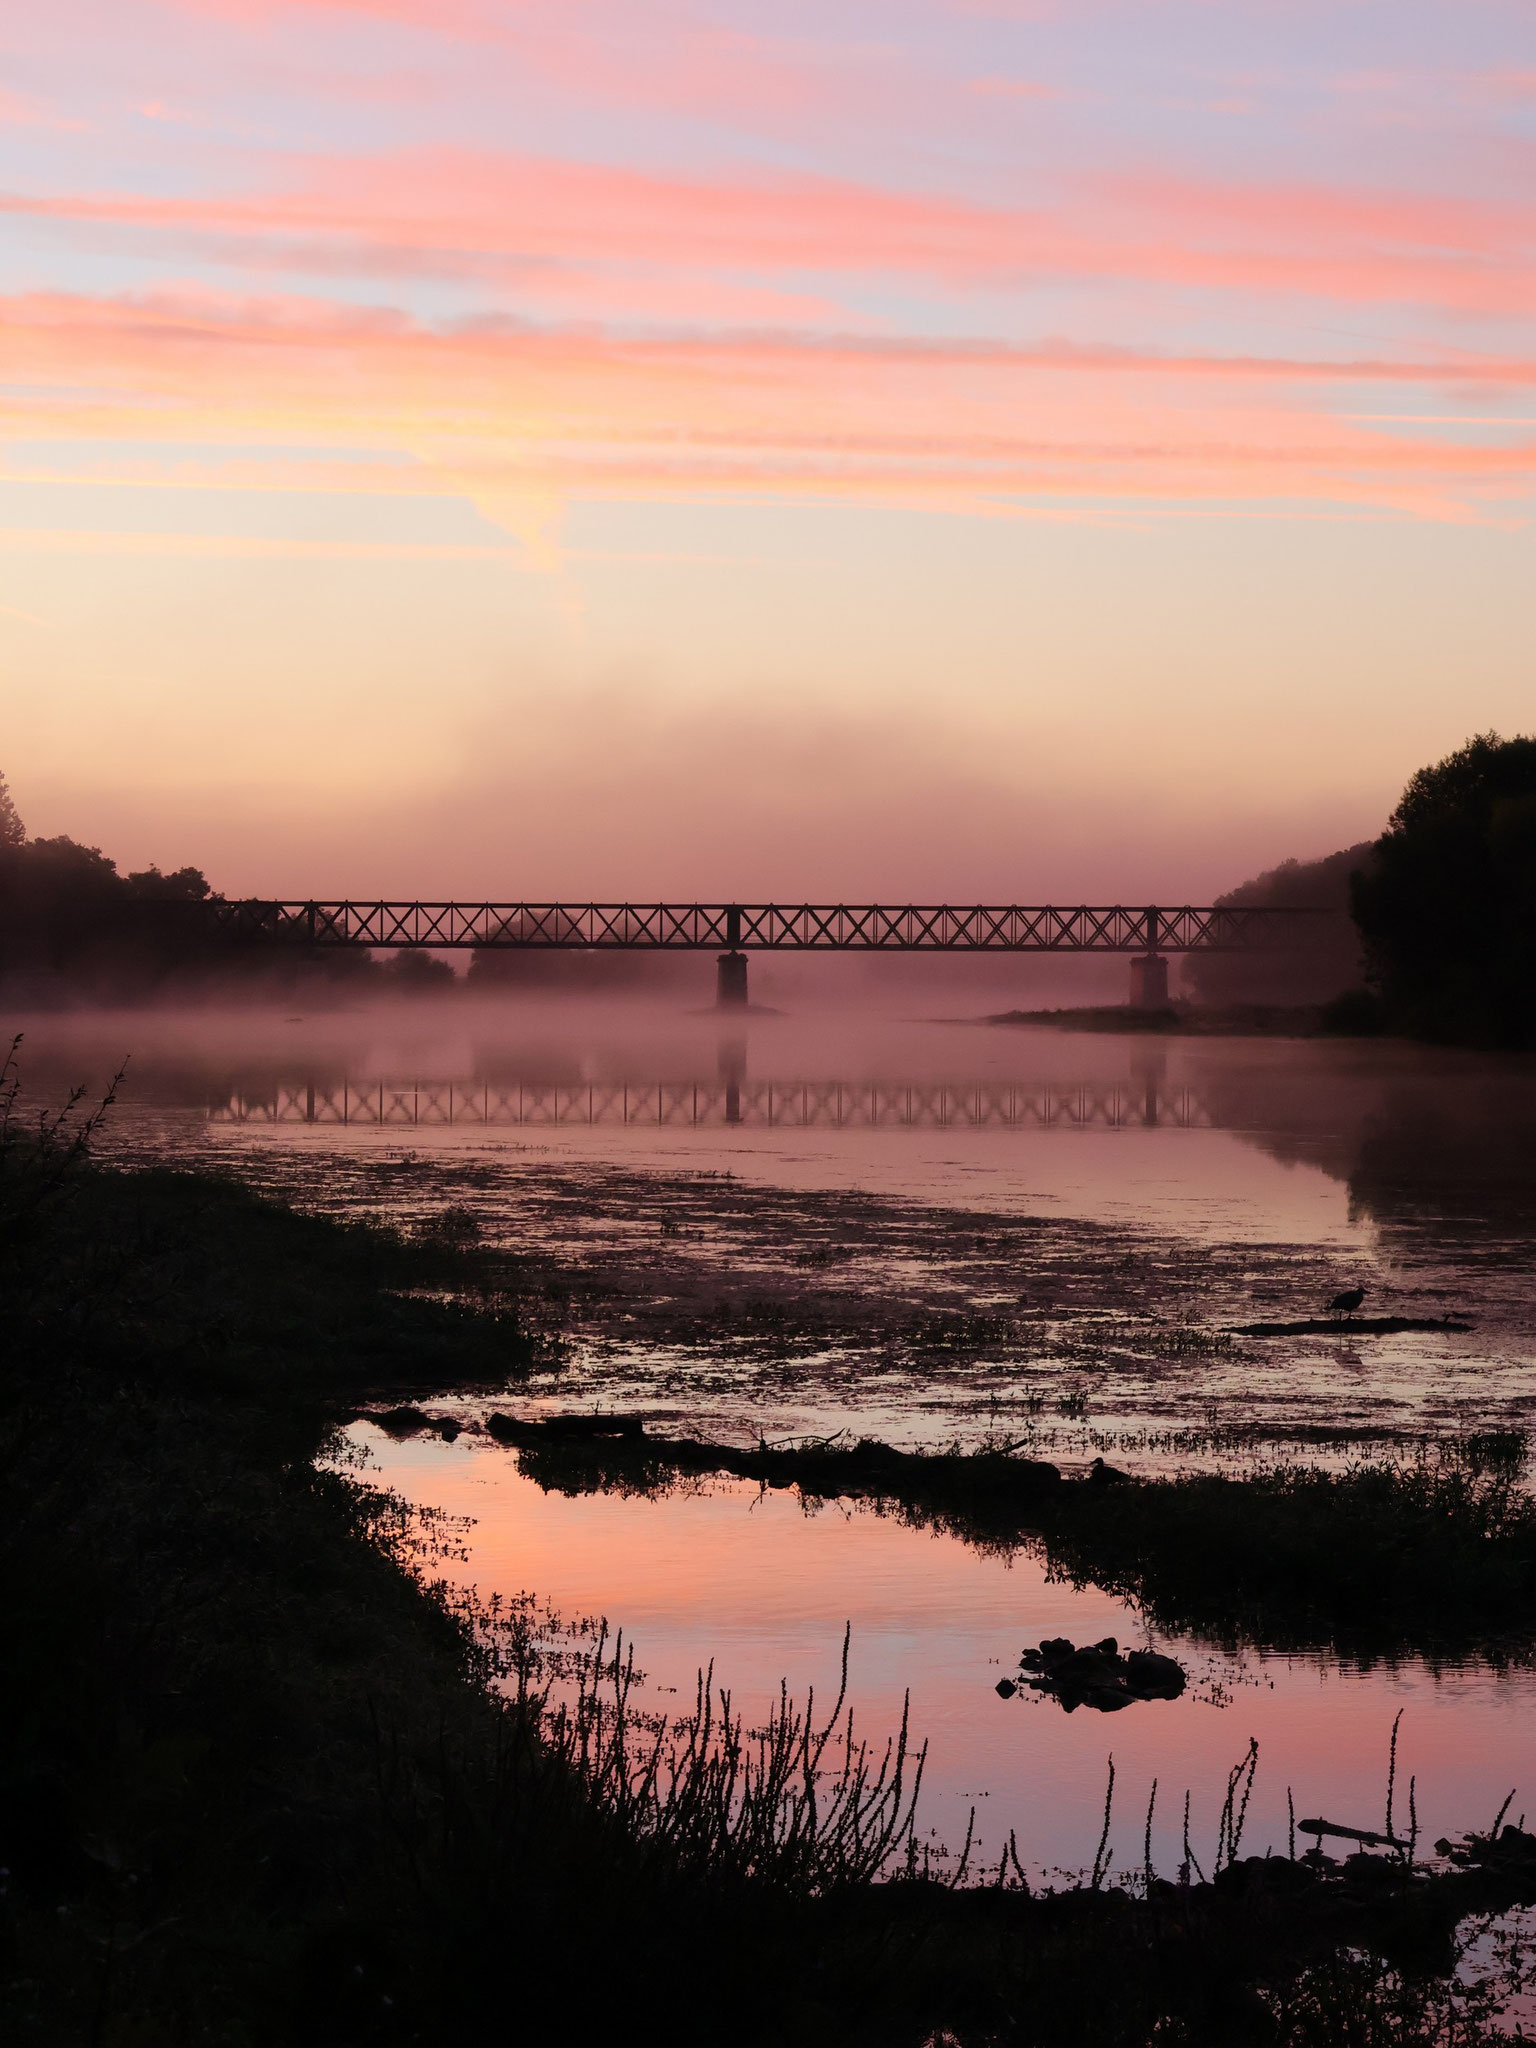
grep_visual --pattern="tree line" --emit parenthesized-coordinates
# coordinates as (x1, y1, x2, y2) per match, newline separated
(4, 735, 1536, 1040)
(1185, 732, 1536, 1048)
(0, 778, 455, 1003)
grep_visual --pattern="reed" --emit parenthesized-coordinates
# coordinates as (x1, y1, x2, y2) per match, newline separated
(496, 1618, 927, 1893)
(0, 1030, 122, 1247)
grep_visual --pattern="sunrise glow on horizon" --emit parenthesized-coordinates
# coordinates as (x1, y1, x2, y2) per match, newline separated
(4, 1, 1535, 898)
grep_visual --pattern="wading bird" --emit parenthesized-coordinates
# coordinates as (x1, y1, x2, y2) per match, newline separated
(1327, 1286, 1366, 1320)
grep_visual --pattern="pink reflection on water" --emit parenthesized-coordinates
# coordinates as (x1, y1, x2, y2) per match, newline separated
(361, 1426, 1536, 1882)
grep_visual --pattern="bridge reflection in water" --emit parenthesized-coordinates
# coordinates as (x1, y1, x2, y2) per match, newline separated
(208, 1066, 1208, 1132)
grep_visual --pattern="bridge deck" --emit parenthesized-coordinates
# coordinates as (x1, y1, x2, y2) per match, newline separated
(206, 902, 1327, 951)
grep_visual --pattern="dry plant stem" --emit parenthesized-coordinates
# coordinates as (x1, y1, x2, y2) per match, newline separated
(1143, 1777, 1158, 1893)
(1091, 1758, 1115, 1891)
(1216, 1740, 1260, 1873)
(489, 1616, 928, 1893)
(0, 1033, 126, 1245)
(1181, 1787, 1207, 1886)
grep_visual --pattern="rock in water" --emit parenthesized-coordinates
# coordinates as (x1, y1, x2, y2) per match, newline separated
(1000, 1636, 1188, 1712)
(1125, 1650, 1186, 1699)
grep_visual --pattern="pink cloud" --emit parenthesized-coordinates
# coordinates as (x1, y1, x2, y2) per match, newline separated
(1469, 67, 1536, 101)
(9, 146, 1536, 319)
(4, 285, 1533, 527)
(970, 76, 1059, 101)
(160, 0, 866, 125)
(0, 85, 87, 132)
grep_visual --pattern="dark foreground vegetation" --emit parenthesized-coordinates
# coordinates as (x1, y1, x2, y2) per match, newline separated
(4, 1063, 1536, 2042)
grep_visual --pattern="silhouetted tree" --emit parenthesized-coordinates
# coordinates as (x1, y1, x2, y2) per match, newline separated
(125, 864, 211, 903)
(0, 836, 126, 974)
(1182, 842, 1373, 1007)
(467, 947, 688, 993)
(1353, 732, 1536, 1048)
(0, 834, 219, 997)
(0, 769, 23, 848)
(383, 946, 457, 994)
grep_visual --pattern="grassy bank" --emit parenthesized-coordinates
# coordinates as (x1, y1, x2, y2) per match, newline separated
(4, 1094, 1534, 2041)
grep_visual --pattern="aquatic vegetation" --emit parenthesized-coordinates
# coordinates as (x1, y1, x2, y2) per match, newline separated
(1046, 1450, 1536, 1651)
(487, 1618, 927, 1893)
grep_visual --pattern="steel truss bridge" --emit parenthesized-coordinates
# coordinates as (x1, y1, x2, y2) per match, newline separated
(209, 901, 1316, 953)
(205, 899, 1326, 1005)
(209, 1076, 1212, 1132)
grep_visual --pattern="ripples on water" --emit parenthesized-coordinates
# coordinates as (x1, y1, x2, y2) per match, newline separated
(19, 997, 1536, 1876)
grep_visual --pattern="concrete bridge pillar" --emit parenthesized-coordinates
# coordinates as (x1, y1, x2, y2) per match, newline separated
(716, 951, 749, 1009)
(1128, 954, 1169, 1008)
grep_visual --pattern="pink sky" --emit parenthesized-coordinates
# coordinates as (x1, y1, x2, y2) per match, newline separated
(2, 0, 1535, 897)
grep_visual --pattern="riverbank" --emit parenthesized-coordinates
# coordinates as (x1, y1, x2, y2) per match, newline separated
(4, 1125, 1533, 2040)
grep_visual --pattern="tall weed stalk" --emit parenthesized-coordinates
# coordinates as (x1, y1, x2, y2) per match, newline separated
(505, 1615, 926, 1891)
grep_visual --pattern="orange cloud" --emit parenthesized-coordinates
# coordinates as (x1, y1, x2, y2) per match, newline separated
(4, 285, 1533, 530)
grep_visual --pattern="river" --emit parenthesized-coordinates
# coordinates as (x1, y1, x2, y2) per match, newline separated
(19, 996, 1536, 1884)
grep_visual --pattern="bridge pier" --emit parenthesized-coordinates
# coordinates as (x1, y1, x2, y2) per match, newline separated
(1128, 954, 1169, 1008)
(716, 951, 749, 1009)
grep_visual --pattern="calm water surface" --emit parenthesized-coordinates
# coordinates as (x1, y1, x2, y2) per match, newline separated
(23, 997, 1536, 1877)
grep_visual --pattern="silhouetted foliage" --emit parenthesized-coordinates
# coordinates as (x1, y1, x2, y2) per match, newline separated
(0, 767, 23, 848)
(1316, 986, 1387, 1035)
(0, 831, 219, 998)
(383, 943, 457, 993)
(467, 944, 695, 992)
(123, 860, 211, 902)
(1183, 843, 1374, 1007)
(1353, 732, 1536, 1047)
(0, 801, 439, 1005)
